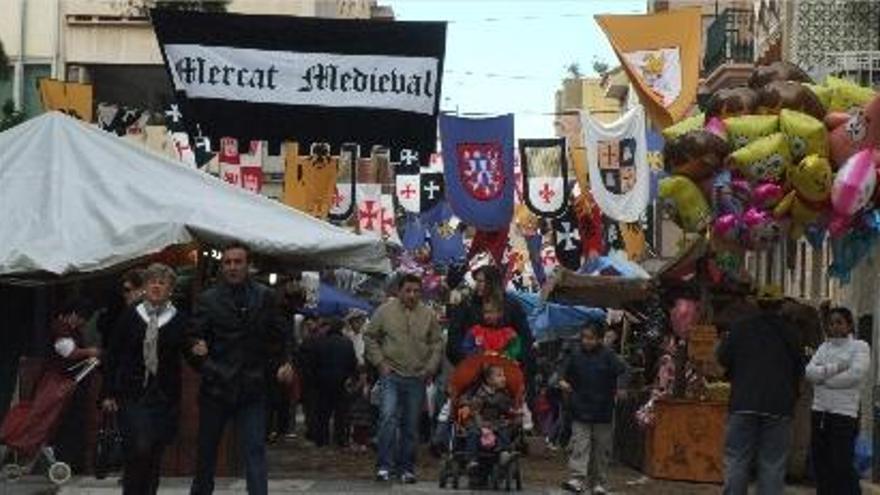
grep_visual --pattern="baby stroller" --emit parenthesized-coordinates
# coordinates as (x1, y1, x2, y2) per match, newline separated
(438, 354, 524, 491)
(0, 357, 100, 485)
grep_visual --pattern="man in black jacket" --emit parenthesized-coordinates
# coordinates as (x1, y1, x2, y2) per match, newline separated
(189, 242, 293, 495)
(717, 297, 804, 495)
(304, 318, 357, 447)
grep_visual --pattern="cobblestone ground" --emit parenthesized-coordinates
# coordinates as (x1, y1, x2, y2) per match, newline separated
(1, 435, 816, 494)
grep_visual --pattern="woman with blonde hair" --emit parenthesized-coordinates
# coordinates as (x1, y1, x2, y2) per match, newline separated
(101, 263, 191, 495)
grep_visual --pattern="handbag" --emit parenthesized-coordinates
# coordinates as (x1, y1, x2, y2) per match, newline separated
(94, 412, 125, 479)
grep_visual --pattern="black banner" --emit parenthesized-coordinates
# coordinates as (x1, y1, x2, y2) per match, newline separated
(151, 10, 446, 157)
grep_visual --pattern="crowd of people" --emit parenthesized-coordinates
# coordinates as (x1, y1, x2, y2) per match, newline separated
(16, 242, 873, 495)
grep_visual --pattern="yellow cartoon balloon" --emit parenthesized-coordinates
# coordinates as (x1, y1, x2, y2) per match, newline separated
(659, 175, 711, 233)
(773, 154, 832, 239)
(723, 114, 779, 150)
(826, 76, 876, 113)
(779, 109, 828, 161)
(729, 133, 792, 183)
(662, 113, 705, 141)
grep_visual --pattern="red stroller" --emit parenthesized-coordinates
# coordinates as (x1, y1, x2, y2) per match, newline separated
(0, 357, 100, 485)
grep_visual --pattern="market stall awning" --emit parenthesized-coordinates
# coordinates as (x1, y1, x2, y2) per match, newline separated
(543, 239, 711, 308)
(0, 112, 390, 277)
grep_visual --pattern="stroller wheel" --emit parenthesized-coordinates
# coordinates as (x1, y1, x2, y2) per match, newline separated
(2, 463, 22, 481)
(48, 461, 71, 485)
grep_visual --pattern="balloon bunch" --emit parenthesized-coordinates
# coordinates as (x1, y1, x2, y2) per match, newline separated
(657, 61, 880, 280)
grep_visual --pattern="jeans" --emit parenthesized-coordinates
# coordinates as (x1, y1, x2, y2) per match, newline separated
(811, 411, 861, 495)
(190, 394, 268, 495)
(376, 373, 425, 474)
(723, 412, 791, 495)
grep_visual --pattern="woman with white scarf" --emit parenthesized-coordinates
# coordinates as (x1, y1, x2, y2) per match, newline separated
(806, 306, 870, 495)
(101, 263, 191, 495)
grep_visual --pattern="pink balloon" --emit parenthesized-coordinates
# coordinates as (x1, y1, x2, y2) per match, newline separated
(743, 207, 785, 250)
(752, 182, 784, 209)
(704, 117, 727, 140)
(713, 213, 740, 242)
(832, 149, 877, 217)
(671, 299, 699, 339)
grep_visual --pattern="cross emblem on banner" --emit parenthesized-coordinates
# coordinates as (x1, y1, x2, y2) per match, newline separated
(400, 149, 419, 167)
(174, 140, 191, 158)
(359, 200, 380, 230)
(165, 104, 183, 124)
(400, 184, 417, 199)
(332, 187, 344, 208)
(557, 221, 581, 251)
(381, 210, 395, 237)
(538, 182, 556, 204)
(423, 180, 441, 200)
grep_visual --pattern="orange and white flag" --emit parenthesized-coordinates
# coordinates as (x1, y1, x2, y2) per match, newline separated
(595, 8, 701, 127)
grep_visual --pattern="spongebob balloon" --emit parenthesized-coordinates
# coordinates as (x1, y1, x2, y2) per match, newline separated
(723, 115, 779, 150)
(773, 154, 832, 239)
(779, 109, 828, 161)
(659, 175, 711, 233)
(729, 133, 792, 183)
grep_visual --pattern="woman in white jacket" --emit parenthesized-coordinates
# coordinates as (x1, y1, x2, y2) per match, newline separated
(805, 307, 870, 495)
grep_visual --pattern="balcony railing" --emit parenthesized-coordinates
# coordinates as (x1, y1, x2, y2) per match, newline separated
(823, 51, 880, 89)
(703, 8, 755, 77)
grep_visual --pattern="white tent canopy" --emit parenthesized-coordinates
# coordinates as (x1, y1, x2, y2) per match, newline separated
(0, 112, 390, 276)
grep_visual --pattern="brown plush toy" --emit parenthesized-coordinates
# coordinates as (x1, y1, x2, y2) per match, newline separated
(706, 86, 759, 120)
(663, 130, 731, 182)
(756, 80, 826, 121)
(748, 61, 814, 89)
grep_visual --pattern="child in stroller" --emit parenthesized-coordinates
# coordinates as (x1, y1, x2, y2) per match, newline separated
(461, 364, 517, 471)
(439, 354, 524, 491)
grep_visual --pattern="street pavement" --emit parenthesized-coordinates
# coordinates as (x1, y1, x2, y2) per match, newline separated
(0, 472, 818, 495)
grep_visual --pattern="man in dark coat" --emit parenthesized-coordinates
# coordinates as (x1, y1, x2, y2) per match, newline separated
(306, 318, 358, 447)
(717, 296, 804, 495)
(188, 242, 293, 495)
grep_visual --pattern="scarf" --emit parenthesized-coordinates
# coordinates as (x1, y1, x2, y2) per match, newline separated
(138, 301, 175, 385)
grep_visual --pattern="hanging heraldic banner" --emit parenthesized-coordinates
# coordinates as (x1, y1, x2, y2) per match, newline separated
(151, 10, 446, 157)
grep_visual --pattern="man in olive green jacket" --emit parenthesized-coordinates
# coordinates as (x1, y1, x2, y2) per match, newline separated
(364, 273, 442, 483)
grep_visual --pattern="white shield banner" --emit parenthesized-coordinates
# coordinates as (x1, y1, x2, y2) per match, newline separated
(330, 182, 354, 218)
(527, 177, 565, 215)
(396, 174, 421, 213)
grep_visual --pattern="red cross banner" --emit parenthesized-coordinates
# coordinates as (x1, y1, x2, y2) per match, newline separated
(380, 194, 401, 244)
(240, 140, 263, 194)
(519, 138, 569, 218)
(356, 183, 383, 235)
(218, 137, 242, 187)
(395, 148, 421, 213)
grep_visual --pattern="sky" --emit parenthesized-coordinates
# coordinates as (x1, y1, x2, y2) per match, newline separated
(389, 0, 646, 139)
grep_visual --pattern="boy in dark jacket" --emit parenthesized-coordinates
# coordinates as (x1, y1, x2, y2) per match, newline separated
(559, 324, 628, 494)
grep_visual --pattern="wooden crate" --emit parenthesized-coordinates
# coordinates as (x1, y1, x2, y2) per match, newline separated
(644, 398, 727, 483)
